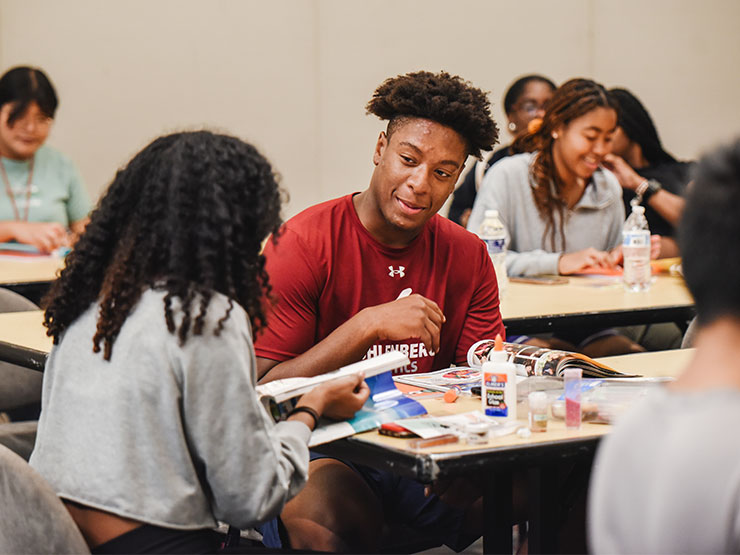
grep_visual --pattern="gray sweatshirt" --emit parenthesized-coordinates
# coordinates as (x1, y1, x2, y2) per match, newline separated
(589, 388, 740, 553)
(30, 289, 311, 531)
(467, 152, 625, 276)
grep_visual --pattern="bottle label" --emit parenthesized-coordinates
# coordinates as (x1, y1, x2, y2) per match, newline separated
(483, 372, 508, 417)
(483, 237, 505, 255)
(623, 230, 649, 247)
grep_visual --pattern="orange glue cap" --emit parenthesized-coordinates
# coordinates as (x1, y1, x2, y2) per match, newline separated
(443, 387, 460, 403)
(494, 334, 504, 351)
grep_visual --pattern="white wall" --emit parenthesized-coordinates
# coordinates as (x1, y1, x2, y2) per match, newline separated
(1, 0, 738, 219)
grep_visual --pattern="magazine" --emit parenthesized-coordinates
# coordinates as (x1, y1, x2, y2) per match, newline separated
(394, 341, 638, 392)
(256, 351, 427, 447)
(467, 340, 639, 379)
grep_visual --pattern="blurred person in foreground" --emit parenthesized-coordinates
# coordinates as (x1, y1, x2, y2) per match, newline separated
(589, 137, 740, 554)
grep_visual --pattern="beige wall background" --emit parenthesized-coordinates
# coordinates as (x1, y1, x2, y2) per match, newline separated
(1, 0, 738, 219)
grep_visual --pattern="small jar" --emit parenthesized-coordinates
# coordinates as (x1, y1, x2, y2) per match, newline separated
(465, 422, 489, 445)
(528, 391, 548, 433)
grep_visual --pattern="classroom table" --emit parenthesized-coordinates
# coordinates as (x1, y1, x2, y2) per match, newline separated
(0, 308, 694, 551)
(0, 310, 50, 372)
(501, 274, 695, 336)
(0, 256, 63, 305)
(1, 272, 695, 371)
(315, 349, 694, 553)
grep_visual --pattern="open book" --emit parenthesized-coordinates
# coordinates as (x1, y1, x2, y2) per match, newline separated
(394, 341, 638, 392)
(256, 351, 427, 446)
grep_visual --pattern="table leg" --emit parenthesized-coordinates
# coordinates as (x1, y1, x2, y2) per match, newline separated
(527, 466, 559, 553)
(482, 468, 513, 554)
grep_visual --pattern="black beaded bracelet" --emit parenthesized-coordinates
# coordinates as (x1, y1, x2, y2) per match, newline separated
(287, 405, 320, 429)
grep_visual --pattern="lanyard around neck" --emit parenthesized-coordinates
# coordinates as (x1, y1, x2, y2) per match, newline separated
(0, 156, 35, 222)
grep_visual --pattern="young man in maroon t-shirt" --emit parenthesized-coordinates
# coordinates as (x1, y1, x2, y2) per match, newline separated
(255, 71, 504, 552)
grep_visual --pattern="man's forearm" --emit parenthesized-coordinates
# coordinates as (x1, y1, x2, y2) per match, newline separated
(648, 189, 685, 226)
(258, 310, 377, 383)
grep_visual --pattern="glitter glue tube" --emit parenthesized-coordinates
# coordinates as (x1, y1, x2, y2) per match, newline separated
(563, 368, 582, 430)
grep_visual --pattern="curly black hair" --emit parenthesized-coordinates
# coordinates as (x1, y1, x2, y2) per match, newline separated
(43, 131, 283, 360)
(366, 70, 499, 159)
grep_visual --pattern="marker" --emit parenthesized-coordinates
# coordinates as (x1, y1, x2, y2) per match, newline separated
(394, 287, 436, 355)
(397, 288, 412, 300)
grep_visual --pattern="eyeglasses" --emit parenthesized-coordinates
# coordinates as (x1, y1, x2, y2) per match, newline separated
(12, 112, 53, 130)
(516, 101, 547, 116)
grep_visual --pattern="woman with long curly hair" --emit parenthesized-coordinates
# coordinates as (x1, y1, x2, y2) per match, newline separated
(467, 78, 651, 356)
(29, 131, 369, 553)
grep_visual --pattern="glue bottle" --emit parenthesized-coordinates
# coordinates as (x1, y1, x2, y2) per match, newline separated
(480, 334, 517, 421)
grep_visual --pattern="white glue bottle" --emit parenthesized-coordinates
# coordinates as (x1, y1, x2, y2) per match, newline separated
(480, 334, 517, 421)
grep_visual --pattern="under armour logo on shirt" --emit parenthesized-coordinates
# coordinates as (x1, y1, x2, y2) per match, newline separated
(388, 266, 405, 278)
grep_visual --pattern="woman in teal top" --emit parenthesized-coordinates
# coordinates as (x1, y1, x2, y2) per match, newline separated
(0, 66, 90, 253)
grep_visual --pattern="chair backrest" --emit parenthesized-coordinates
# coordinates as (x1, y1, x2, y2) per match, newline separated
(0, 444, 90, 554)
(0, 288, 39, 313)
(0, 421, 37, 461)
(681, 316, 699, 349)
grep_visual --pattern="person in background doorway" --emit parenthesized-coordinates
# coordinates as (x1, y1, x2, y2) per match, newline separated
(0, 66, 90, 253)
(448, 74, 556, 228)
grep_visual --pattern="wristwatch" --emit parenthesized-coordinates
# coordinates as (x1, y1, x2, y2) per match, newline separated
(641, 179, 663, 203)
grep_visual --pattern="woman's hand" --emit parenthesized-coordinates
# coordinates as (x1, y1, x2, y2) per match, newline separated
(297, 373, 370, 423)
(557, 248, 615, 275)
(601, 153, 644, 191)
(8, 221, 69, 253)
(609, 234, 662, 266)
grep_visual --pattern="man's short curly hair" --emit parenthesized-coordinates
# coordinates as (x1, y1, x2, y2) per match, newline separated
(366, 70, 499, 159)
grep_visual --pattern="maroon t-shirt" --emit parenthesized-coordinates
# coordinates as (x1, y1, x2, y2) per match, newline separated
(255, 194, 505, 374)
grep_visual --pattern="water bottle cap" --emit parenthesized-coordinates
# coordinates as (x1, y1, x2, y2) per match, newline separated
(484, 209, 499, 218)
(631, 205, 646, 214)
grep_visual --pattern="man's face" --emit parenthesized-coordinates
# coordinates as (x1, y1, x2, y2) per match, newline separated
(368, 118, 466, 237)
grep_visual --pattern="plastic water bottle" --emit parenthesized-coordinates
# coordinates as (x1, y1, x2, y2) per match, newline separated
(479, 209, 509, 298)
(622, 205, 651, 292)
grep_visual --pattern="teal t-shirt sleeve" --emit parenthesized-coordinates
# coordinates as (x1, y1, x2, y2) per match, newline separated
(64, 160, 91, 223)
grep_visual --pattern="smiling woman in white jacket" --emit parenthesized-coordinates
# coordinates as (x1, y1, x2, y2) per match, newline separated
(468, 78, 627, 277)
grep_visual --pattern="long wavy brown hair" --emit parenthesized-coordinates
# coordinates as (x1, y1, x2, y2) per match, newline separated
(43, 131, 283, 360)
(512, 78, 619, 250)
